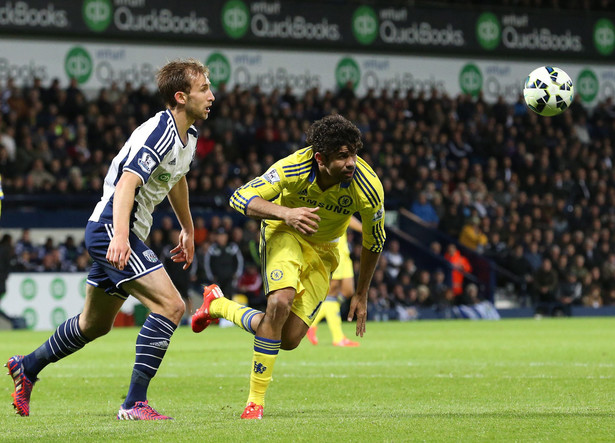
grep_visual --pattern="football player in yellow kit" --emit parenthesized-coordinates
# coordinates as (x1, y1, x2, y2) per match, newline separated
(192, 114, 385, 419)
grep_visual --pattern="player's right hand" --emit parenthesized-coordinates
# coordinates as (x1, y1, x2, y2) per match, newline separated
(284, 207, 320, 235)
(106, 235, 132, 271)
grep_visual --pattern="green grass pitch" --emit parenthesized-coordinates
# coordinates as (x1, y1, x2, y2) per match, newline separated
(1, 318, 614, 441)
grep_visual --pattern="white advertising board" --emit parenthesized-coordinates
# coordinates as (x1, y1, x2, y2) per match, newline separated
(1, 273, 87, 331)
(1, 273, 142, 331)
(0, 39, 613, 104)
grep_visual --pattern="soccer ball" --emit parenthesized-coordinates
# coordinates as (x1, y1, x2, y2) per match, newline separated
(523, 66, 574, 117)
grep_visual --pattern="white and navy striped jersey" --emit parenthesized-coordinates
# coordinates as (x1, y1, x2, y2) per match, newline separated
(89, 109, 197, 241)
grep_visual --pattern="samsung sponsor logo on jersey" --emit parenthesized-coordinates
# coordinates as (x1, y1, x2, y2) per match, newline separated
(298, 196, 352, 214)
(263, 169, 280, 184)
(137, 152, 156, 174)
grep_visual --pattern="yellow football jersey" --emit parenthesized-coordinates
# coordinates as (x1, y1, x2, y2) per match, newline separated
(230, 147, 385, 253)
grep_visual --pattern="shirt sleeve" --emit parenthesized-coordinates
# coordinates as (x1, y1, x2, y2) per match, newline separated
(356, 176, 386, 253)
(123, 146, 165, 185)
(360, 204, 386, 253)
(230, 164, 285, 215)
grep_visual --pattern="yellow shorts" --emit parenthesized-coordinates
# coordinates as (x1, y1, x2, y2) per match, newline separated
(260, 222, 339, 326)
(331, 236, 353, 280)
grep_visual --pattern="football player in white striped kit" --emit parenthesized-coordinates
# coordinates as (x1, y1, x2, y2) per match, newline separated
(6, 59, 214, 420)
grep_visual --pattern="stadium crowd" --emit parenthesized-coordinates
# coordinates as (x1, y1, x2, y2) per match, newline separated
(1, 73, 615, 318)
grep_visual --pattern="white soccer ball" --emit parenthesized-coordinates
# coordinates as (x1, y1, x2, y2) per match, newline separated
(523, 66, 574, 117)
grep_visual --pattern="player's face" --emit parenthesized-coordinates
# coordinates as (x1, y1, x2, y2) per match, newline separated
(323, 146, 357, 184)
(185, 73, 215, 121)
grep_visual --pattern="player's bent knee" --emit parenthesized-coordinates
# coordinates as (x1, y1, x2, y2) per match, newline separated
(280, 338, 301, 351)
(266, 292, 294, 321)
(164, 297, 186, 324)
(81, 321, 113, 339)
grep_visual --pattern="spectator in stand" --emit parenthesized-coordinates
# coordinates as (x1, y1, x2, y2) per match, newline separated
(532, 257, 560, 316)
(582, 285, 603, 309)
(14, 229, 35, 258)
(392, 283, 417, 321)
(367, 286, 390, 322)
(204, 228, 243, 298)
(383, 239, 404, 279)
(234, 219, 260, 266)
(430, 269, 451, 311)
(408, 191, 439, 228)
(444, 243, 472, 303)
(523, 241, 543, 272)
(193, 216, 209, 247)
(438, 199, 465, 239)
(458, 215, 488, 253)
(236, 262, 265, 310)
(557, 272, 582, 312)
(58, 235, 82, 270)
(569, 254, 589, 282)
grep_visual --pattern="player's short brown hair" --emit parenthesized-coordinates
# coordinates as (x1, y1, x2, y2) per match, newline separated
(156, 58, 210, 108)
(306, 114, 362, 159)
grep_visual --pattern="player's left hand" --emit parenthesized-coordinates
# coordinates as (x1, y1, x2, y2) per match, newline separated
(347, 293, 367, 337)
(170, 229, 194, 270)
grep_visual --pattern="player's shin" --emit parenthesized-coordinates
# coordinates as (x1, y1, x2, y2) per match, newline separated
(123, 313, 176, 408)
(22, 315, 90, 380)
(247, 336, 281, 406)
(211, 297, 263, 334)
(323, 299, 345, 343)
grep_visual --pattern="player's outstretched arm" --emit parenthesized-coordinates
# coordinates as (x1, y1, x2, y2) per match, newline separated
(168, 176, 194, 270)
(245, 197, 321, 235)
(348, 247, 381, 337)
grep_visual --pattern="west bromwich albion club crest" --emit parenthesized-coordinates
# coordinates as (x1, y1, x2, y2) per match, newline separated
(143, 249, 158, 263)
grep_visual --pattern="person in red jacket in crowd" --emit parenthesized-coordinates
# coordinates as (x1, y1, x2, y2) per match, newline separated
(444, 243, 472, 305)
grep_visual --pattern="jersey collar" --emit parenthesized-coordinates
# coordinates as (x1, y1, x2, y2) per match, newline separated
(307, 161, 353, 189)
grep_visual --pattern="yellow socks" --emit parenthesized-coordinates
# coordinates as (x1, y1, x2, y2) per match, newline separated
(322, 300, 345, 343)
(247, 336, 281, 406)
(210, 298, 262, 334)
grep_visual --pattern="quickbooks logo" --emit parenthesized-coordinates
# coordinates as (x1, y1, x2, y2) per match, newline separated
(594, 19, 615, 55)
(50, 277, 66, 300)
(65, 47, 93, 84)
(23, 307, 37, 330)
(157, 173, 171, 182)
(335, 57, 360, 90)
(459, 63, 482, 96)
(20, 278, 36, 300)
(222, 0, 249, 39)
(51, 307, 68, 328)
(476, 13, 500, 50)
(206, 53, 231, 88)
(577, 69, 599, 103)
(352, 6, 378, 45)
(83, 0, 112, 32)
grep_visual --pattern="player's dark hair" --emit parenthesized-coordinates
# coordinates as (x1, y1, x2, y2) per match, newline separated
(156, 58, 210, 108)
(306, 114, 362, 159)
